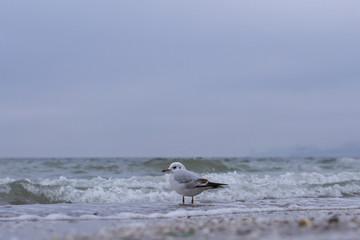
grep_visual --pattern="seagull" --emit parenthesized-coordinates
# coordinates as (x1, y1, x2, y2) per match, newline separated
(162, 162, 227, 204)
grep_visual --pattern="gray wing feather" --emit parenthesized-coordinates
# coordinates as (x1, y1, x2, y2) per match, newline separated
(173, 170, 199, 186)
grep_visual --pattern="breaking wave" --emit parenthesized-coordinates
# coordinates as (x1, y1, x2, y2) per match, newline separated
(1, 171, 360, 205)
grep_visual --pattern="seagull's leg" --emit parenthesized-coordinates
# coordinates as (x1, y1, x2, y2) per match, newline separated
(191, 197, 194, 204)
(182, 196, 185, 204)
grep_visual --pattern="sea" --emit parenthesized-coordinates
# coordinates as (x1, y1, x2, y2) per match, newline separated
(1, 157, 360, 222)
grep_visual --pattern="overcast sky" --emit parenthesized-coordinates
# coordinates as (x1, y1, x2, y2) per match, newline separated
(1, 1, 360, 157)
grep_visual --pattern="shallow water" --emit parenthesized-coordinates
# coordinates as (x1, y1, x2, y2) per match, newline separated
(1, 157, 360, 221)
(1, 197, 360, 223)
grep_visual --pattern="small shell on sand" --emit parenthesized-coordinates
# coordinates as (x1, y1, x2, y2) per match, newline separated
(298, 218, 312, 227)
(328, 215, 339, 224)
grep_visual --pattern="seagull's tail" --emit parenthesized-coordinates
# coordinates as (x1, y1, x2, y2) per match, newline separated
(206, 181, 228, 188)
(195, 178, 228, 188)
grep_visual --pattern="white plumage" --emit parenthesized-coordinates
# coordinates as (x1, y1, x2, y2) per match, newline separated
(162, 162, 227, 204)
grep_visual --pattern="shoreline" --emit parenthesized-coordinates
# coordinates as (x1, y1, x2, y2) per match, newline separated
(63, 208, 360, 240)
(2, 208, 360, 240)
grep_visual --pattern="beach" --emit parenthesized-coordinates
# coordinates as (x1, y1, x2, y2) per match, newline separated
(1, 207, 360, 240)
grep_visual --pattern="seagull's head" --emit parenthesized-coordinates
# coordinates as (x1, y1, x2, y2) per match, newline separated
(162, 162, 186, 173)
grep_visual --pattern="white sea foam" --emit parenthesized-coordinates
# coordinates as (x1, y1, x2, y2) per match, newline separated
(2, 202, 360, 222)
(2, 170, 360, 205)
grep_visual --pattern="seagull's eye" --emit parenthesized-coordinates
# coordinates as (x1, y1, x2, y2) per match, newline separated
(173, 166, 176, 169)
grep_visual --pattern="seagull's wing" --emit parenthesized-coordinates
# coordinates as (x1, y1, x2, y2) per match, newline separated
(194, 178, 210, 186)
(174, 170, 228, 189)
(173, 170, 200, 187)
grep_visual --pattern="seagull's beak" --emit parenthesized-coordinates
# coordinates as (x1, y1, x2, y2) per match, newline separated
(162, 168, 171, 172)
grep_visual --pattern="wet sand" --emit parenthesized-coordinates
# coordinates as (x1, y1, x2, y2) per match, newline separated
(2, 208, 360, 240)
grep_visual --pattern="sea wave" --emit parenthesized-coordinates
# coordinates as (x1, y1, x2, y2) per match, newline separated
(1, 171, 360, 205)
(1, 157, 360, 180)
